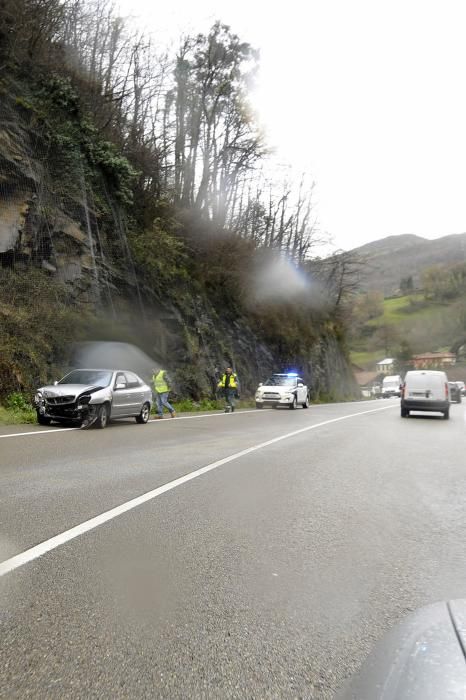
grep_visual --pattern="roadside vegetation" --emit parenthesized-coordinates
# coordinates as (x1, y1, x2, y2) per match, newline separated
(0, 394, 36, 426)
(0, 269, 86, 399)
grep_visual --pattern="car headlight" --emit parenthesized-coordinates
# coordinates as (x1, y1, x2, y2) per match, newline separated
(34, 392, 43, 404)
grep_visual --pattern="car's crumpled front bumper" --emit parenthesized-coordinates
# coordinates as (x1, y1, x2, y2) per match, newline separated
(35, 396, 91, 421)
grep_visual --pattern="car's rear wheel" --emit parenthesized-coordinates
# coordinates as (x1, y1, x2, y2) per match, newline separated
(443, 408, 450, 420)
(255, 403, 263, 409)
(289, 396, 297, 410)
(37, 411, 51, 426)
(94, 403, 110, 429)
(136, 402, 151, 424)
(302, 395, 310, 409)
(401, 407, 409, 418)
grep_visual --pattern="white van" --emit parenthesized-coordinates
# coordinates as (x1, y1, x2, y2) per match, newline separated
(401, 370, 450, 419)
(382, 375, 402, 398)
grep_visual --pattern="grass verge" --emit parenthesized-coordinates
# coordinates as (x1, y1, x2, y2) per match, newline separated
(0, 406, 37, 425)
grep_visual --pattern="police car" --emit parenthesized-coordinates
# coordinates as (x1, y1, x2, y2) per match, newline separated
(255, 373, 310, 409)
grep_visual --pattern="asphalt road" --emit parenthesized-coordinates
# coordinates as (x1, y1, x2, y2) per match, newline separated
(1, 400, 466, 699)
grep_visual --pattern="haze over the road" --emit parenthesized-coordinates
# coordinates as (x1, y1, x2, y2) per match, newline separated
(1, 401, 466, 698)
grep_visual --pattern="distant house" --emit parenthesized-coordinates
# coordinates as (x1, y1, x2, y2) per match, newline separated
(412, 352, 457, 369)
(376, 358, 395, 374)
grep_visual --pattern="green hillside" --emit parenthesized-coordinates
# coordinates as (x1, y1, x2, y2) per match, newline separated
(366, 295, 441, 325)
(350, 292, 466, 370)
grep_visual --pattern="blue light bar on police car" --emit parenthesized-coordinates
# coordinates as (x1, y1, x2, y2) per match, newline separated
(287, 372, 298, 377)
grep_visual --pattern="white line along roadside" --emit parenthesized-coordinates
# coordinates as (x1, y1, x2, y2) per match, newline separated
(0, 409, 263, 440)
(0, 400, 388, 440)
(0, 403, 396, 577)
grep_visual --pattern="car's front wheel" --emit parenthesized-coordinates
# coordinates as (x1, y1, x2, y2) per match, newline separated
(136, 402, 151, 424)
(302, 395, 310, 409)
(95, 403, 110, 429)
(83, 403, 110, 429)
(289, 396, 297, 410)
(255, 403, 263, 409)
(37, 411, 51, 426)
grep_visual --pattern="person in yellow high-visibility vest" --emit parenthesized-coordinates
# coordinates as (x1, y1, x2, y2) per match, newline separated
(152, 368, 176, 419)
(217, 366, 239, 412)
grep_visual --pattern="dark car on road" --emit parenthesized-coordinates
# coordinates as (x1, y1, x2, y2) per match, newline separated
(449, 382, 462, 403)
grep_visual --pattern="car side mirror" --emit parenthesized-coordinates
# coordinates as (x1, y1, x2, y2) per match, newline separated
(53, 380, 58, 386)
(115, 382, 126, 390)
(298, 382, 304, 387)
(258, 382, 263, 387)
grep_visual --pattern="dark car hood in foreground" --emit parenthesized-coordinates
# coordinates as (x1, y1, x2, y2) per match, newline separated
(340, 600, 466, 699)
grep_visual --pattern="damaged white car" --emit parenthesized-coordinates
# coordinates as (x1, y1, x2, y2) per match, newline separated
(34, 369, 152, 429)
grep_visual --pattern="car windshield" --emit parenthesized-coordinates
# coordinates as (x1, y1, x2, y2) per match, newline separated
(262, 376, 297, 386)
(58, 370, 113, 387)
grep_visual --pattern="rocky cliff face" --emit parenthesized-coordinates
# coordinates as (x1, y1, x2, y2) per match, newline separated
(1, 113, 83, 296)
(0, 78, 359, 401)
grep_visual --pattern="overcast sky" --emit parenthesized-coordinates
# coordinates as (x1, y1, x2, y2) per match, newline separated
(118, 0, 466, 250)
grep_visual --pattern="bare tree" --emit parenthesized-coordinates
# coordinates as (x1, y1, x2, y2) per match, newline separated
(309, 250, 366, 309)
(2, 0, 328, 268)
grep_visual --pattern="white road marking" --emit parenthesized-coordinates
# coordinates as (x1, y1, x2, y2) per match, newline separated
(0, 403, 396, 577)
(0, 426, 78, 439)
(0, 410, 261, 440)
(0, 401, 388, 440)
